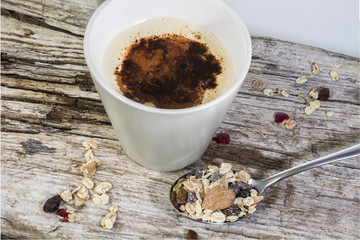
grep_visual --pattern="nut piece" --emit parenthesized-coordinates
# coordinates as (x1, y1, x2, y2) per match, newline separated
(263, 89, 274, 96)
(296, 76, 308, 84)
(329, 70, 339, 81)
(311, 63, 321, 75)
(326, 110, 334, 118)
(58, 190, 73, 202)
(94, 182, 113, 195)
(285, 120, 297, 130)
(252, 80, 267, 90)
(202, 186, 235, 210)
(308, 88, 318, 100)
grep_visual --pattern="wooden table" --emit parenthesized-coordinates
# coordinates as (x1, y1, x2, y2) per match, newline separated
(1, 0, 359, 239)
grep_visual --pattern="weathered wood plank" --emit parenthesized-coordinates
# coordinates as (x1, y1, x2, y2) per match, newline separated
(1, 0, 359, 239)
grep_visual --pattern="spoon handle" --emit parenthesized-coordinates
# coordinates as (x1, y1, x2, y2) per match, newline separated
(261, 144, 360, 190)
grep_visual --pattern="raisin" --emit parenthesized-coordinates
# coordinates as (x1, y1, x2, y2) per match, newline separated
(213, 133, 230, 144)
(43, 194, 62, 212)
(187, 192, 198, 203)
(318, 88, 330, 101)
(208, 173, 224, 183)
(194, 169, 203, 179)
(222, 204, 241, 216)
(176, 189, 188, 206)
(186, 229, 198, 240)
(274, 112, 290, 124)
(229, 182, 252, 198)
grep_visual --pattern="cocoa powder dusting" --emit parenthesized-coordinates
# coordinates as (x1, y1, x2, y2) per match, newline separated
(115, 34, 222, 109)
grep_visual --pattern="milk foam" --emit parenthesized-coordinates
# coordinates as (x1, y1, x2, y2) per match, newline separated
(101, 17, 234, 106)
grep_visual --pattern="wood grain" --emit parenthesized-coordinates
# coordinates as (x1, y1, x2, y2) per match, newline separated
(1, 0, 359, 239)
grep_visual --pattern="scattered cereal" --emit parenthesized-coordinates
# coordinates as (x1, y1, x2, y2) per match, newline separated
(94, 182, 113, 195)
(58, 190, 73, 203)
(278, 90, 289, 97)
(101, 205, 118, 230)
(171, 164, 263, 223)
(252, 79, 267, 90)
(305, 106, 315, 115)
(326, 111, 334, 118)
(80, 161, 97, 178)
(74, 194, 86, 207)
(308, 88, 318, 99)
(298, 94, 312, 105)
(81, 177, 94, 189)
(311, 63, 321, 75)
(296, 76, 308, 84)
(329, 70, 339, 81)
(82, 140, 98, 150)
(263, 89, 274, 96)
(285, 120, 297, 130)
(67, 209, 82, 222)
(310, 100, 321, 109)
(334, 63, 342, 69)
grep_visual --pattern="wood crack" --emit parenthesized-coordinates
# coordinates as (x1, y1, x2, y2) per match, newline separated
(1, 8, 83, 38)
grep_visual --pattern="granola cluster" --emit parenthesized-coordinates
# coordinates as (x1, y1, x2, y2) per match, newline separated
(171, 163, 263, 223)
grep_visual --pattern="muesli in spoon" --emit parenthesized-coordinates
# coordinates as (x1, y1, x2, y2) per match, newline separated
(170, 144, 360, 223)
(170, 163, 263, 223)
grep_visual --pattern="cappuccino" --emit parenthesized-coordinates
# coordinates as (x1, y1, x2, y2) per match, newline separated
(101, 17, 234, 109)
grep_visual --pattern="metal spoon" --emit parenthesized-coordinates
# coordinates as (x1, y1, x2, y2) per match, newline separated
(249, 144, 360, 195)
(170, 144, 360, 222)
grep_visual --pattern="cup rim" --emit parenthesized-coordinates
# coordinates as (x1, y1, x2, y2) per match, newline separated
(84, 0, 252, 115)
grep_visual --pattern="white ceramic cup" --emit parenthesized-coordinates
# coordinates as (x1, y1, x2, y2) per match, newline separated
(84, 0, 252, 171)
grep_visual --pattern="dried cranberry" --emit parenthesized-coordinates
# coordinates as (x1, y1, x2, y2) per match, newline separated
(222, 204, 241, 216)
(187, 192, 198, 203)
(318, 88, 330, 101)
(186, 229, 198, 240)
(208, 173, 224, 183)
(176, 189, 188, 206)
(63, 215, 69, 222)
(56, 209, 68, 218)
(213, 133, 230, 144)
(43, 195, 63, 212)
(274, 112, 290, 124)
